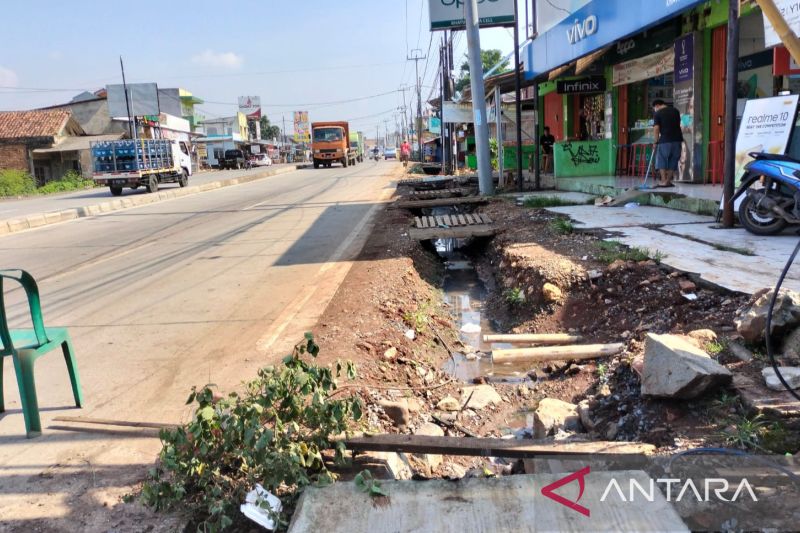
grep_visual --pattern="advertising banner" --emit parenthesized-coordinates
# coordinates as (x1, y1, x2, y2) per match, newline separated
(238, 96, 261, 119)
(612, 49, 674, 86)
(428, 0, 515, 30)
(293, 111, 310, 143)
(442, 101, 474, 123)
(672, 33, 702, 183)
(734, 95, 800, 184)
(428, 116, 442, 135)
(763, 0, 800, 48)
(107, 83, 160, 117)
(557, 76, 606, 94)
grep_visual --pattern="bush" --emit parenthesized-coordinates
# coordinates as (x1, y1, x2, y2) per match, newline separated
(36, 170, 95, 194)
(0, 169, 36, 196)
(141, 335, 362, 531)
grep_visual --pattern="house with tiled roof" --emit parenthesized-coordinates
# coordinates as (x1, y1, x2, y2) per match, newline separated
(0, 109, 113, 184)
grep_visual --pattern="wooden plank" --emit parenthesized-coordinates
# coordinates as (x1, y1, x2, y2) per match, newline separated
(343, 434, 656, 458)
(427, 216, 436, 227)
(481, 214, 493, 224)
(414, 216, 423, 229)
(492, 343, 624, 364)
(435, 215, 446, 227)
(483, 333, 584, 345)
(443, 214, 453, 226)
(409, 226, 498, 240)
(464, 214, 474, 224)
(457, 214, 467, 225)
(53, 416, 176, 430)
(391, 196, 489, 209)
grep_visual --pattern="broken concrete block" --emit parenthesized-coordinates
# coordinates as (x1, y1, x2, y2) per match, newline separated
(688, 329, 717, 343)
(577, 399, 596, 430)
(412, 422, 445, 470)
(360, 451, 412, 480)
(734, 289, 800, 343)
(782, 326, 800, 362)
(383, 346, 398, 360)
(761, 367, 800, 391)
(378, 398, 421, 429)
(532, 398, 582, 439)
(641, 333, 732, 399)
(542, 283, 562, 303)
(461, 384, 502, 410)
(436, 396, 460, 412)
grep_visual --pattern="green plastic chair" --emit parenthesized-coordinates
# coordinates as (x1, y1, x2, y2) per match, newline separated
(0, 269, 83, 437)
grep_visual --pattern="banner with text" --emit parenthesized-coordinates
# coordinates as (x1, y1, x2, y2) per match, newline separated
(293, 111, 310, 143)
(612, 49, 674, 86)
(735, 95, 800, 184)
(763, 0, 800, 48)
(428, 0, 515, 30)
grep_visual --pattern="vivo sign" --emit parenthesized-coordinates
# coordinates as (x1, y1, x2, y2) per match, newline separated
(525, 0, 705, 79)
(567, 15, 598, 44)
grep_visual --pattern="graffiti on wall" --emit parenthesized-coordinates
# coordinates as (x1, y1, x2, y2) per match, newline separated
(561, 141, 600, 166)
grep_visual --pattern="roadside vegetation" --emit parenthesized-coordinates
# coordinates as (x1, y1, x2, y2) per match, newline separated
(141, 335, 362, 531)
(522, 195, 585, 208)
(595, 240, 663, 264)
(0, 169, 95, 197)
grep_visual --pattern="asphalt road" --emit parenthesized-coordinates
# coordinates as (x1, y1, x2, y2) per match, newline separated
(0, 160, 398, 530)
(0, 163, 297, 220)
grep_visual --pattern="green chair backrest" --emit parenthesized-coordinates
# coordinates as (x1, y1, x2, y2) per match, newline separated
(0, 269, 49, 355)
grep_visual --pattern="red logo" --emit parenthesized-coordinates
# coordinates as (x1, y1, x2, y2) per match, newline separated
(540, 466, 591, 517)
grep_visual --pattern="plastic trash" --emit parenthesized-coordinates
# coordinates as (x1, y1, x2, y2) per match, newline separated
(460, 323, 482, 333)
(241, 484, 282, 530)
(624, 202, 640, 210)
(404, 328, 416, 340)
(682, 293, 698, 301)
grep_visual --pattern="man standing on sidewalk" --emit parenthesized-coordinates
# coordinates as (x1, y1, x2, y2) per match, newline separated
(652, 99, 682, 187)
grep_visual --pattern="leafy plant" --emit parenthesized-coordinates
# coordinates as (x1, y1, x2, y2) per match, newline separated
(720, 414, 770, 451)
(596, 363, 609, 382)
(403, 301, 432, 333)
(705, 340, 725, 356)
(504, 287, 525, 306)
(489, 137, 499, 171)
(0, 169, 36, 196)
(354, 470, 387, 497)
(595, 240, 662, 264)
(140, 334, 362, 531)
(36, 170, 95, 194)
(523, 196, 581, 208)
(550, 218, 574, 235)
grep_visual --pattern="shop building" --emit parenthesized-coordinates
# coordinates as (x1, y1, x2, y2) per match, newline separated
(524, 0, 797, 197)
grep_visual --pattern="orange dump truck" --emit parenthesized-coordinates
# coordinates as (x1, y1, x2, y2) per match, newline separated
(311, 121, 357, 168)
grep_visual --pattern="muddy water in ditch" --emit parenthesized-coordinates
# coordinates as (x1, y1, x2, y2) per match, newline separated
(436, 238, 532, 384)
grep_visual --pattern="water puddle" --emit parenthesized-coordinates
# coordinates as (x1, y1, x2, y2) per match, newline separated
(435, 237, 534, 384)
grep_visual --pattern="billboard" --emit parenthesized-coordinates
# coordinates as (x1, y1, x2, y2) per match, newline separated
(293, 111, 310, 143)
(428, 0, 515, 30)
(106, 83, 160, 118)
(238, 96, 261, 119)
(763, 1, 800, 48)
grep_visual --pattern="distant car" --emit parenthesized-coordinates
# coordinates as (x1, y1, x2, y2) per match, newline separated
(250, 153, 273, 167)
(220, 149, 247, 170)
(384, 147, 397, 160)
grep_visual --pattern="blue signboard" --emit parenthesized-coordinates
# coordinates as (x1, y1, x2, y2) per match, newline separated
(524, 0, 706, 79)
(674, 34, 694, 83)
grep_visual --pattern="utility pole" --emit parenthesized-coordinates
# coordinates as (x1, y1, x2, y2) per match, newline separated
(441, 32, 451, 176)
(408, 49, 426, 161)
(119, 56, 134, 139)
(531, 0, 541, 190)
(465, 0, 494, 195)
(384, 118, 391, 147)
(513, 0, 523, 191)
(722, 0, 739, 227)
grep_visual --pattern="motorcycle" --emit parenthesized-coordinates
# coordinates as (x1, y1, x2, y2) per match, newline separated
(733, 152, 800, 235)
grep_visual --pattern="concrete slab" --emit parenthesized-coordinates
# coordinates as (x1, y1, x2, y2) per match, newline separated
(548, 204, 712, 228)
(510, 191, 596, 204)
(288, 472, 687, 533)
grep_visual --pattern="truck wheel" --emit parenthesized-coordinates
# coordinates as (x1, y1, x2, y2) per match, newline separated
(342, 158, 348, 168)
(146, 175, 159, 193)
(179, 170, 189, 187)
(110, 186, 123, 196)
(313, 160, 320, 169)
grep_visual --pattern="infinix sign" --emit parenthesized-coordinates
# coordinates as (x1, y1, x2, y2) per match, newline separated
(567, 15, 598, 44)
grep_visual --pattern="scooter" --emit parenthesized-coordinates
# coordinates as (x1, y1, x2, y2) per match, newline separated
(733, 152, 800, 235)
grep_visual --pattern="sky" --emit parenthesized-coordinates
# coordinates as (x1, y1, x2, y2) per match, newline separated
(0, 0, 537, 138)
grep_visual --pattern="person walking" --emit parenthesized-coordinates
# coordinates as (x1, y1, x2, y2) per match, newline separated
(540, 126, 555, 174)
(651, 99, 683, 187)
(400, 139, 411, 167)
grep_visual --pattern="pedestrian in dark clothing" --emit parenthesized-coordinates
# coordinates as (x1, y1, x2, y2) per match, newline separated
(652, 99, 683, 187)
(540, 126, 555, 173)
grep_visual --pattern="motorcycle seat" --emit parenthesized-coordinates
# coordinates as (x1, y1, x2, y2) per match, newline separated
(749, 152, 800, 163)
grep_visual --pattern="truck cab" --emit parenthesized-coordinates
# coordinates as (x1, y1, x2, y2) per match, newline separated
(311, 121, 357, 169)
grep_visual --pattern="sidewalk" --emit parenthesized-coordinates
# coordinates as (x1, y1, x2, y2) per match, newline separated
(0, 163, 306, 235)
(520, 191, 799, 295)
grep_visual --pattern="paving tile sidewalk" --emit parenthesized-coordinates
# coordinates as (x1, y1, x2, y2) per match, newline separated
(542, 202, 800, 295)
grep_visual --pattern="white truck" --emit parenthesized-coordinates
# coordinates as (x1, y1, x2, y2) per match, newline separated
(91, 139, 192, 196)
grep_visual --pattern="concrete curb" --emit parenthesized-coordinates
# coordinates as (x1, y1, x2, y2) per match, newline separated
(0, 164, 309, 236)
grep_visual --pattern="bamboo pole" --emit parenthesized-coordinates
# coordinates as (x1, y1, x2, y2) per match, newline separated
(492, 343, 624, 364)
(482, 333, 583, 345)
(756, 0, 800, 66)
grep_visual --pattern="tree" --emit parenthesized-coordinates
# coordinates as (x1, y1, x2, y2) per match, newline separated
(454, 49, 510, 94)
(259, 116, 282, 141)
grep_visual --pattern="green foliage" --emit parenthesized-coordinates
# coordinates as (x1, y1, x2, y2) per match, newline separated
(259, 116, 283, 141)
(595, 240, 662, 264)
(36, 170, 95, 194)
(504, 287, 525, 306)
(0, 169, 36, 196)
(711, 243, 755, 256)
(455, 49, 510, 93)
(705, 340, 725, 355)
(489, 138, 498, 171)
(403, 301, 433, 333)
(140, 334, 362, 532)
(550, 218, 574, 235)
(720, 414, 770, 451)
(596, 363, 609, 382)
(523, 196, 582, 208)
(354, 470, 387, 497)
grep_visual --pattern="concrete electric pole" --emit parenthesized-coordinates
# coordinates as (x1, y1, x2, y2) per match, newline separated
(408, 49, 426, 161)
(722, 0, 739, 227)
(465, 0, 494, 195)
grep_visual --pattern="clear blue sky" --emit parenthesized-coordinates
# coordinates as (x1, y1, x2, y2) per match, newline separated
(0, 0, 528, 135)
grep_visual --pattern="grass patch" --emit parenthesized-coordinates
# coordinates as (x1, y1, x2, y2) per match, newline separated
(0, 169, 95, 197)
(711, 243, 756, 256)
(504, 287, 525, 306)
(550, 218, 574, 235)
(36, 170, 95, 195)
(705, 340, 725, 355)
(523, 195, 581, 208)
(595, 240, 663, 264)
(719, 414, 770, 451)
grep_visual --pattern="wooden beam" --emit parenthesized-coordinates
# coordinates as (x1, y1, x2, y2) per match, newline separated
(492, 343, 624, 364)
(756, 0, 800, 66)
(53, 416, 176, 430)
(483, 333, 583, 345)
(391, 196, 488, 209)
(409, 225, 497, 240)
(343, 434, 656, 458)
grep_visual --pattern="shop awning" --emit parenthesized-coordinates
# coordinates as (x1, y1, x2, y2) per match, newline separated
(575, 45, 611, 75)
(32, 134, 124, 154)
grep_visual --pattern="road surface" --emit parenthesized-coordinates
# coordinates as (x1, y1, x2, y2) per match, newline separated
(0, 161, 398, 530)
(0, 164, 297, 220)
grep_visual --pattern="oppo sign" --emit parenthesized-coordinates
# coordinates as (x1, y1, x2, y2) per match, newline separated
(567, 15, 598, 45)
